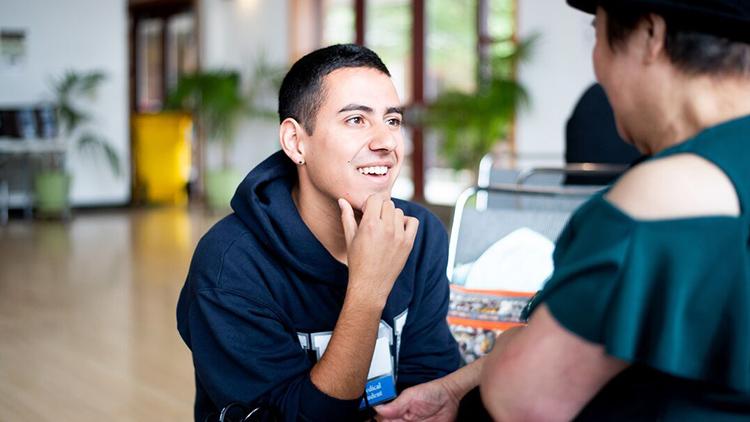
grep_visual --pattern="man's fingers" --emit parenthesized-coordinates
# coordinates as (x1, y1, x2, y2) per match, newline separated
(363, 193, 387, 221)
(338, 198, 357, 247)
(381, 200, 396, 225)
(394, 208, 405, 233)
(404, 216, 419, 244)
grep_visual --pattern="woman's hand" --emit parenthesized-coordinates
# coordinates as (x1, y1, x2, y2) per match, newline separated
(375, 358, 486, 421)
(375, 377, 460, 422)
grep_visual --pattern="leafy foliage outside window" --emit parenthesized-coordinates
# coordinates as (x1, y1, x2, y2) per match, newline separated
(423, 35, 536, 173)
(367, 0, 412, 102)
(427, 0, 476, 97)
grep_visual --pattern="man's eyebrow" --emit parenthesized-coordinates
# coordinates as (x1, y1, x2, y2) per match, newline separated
(387, 106, 404, 116)
(338, 104, 374, 113)
(337, 104, 404, 116)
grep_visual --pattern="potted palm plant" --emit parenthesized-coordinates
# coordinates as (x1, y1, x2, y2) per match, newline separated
(423, 36, 536, 176)
(167, 71, 244, 210)
(166, 60, 282, 210)
(35, 70, 121, 216)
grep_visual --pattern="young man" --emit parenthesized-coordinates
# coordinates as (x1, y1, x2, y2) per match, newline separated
(176, 44, 460, 421)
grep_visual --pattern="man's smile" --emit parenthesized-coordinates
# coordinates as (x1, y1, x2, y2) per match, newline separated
(353, 161, 395, 182)
(357, 166, 388, 175)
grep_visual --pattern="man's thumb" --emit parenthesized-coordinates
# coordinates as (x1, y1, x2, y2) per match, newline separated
(338, 198, 357, 247)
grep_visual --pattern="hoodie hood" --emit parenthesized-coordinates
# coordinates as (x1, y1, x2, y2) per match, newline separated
(230, 150, 349, 286)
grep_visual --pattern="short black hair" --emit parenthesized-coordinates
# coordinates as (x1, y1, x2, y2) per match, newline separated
(278, 44, 391, 135)
(602, 4, 750, 76)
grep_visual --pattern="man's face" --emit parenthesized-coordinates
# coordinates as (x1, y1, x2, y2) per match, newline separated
(299, 67, 404, 210)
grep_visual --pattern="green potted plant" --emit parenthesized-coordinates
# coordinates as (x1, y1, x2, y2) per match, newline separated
(166, 60, 282, 210)
(422, 36, 536, 176)
(167, 70, 244, 210)
(36, 70, 121, 216)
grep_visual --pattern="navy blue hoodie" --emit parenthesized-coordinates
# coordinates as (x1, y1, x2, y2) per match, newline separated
(177, 151, 460, 421)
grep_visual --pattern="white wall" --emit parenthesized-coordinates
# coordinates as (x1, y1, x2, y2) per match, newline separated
(0, 0, 129, 206)
(199, 0, 289, 175)
(514, 1, 597, 166)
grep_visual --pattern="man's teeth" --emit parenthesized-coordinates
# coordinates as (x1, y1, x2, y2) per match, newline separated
(358, 166, 388, 175)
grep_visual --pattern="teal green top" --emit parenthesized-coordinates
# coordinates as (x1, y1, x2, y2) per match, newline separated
(529, 115, 750, 421)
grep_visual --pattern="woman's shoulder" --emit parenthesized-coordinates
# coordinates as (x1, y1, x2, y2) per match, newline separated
(605, 153, 740, 220)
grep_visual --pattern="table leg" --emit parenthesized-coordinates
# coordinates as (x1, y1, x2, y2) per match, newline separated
(0, 179, 8, 225)
(22, 154, 33, 219)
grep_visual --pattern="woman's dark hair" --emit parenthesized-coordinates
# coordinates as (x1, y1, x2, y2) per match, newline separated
(278, 44, 391, 135)
(602, 4, 750, 76)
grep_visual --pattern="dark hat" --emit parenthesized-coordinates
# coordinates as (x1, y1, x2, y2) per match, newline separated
(567, 0, 750, 43)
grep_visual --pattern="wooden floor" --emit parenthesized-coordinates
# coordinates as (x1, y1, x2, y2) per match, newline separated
(0, 207, 222, 421)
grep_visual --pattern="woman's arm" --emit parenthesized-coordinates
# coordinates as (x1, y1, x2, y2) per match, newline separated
(480, 305, 627, 422)
(376, 306, 626, 422)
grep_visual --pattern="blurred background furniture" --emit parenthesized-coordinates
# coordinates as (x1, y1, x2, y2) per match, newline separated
(0, 138, 66, 224)
(446, 182, 602, 363)
(476, 157, 628, 211)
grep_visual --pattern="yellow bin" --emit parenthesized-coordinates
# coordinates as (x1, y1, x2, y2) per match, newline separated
(132, 113, 192, 205)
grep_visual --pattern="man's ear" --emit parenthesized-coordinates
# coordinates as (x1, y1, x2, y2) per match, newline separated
(279, 118, 307, 165)
(642, 13, 667, 64)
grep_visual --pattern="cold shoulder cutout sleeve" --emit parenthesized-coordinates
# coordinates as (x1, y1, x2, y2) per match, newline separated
(528, 193, 750, 394)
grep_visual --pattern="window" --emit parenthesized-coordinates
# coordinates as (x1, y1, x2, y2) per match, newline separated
(136, 19, 164, 112)
(426, 0, 476, 99)
(166, 12, 198, 94)
(366, 0, 412, 103)
(303, 0, 518, 205)
(323, 0, 355, 45)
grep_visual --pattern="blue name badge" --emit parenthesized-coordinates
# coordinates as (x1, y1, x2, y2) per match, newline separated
(360, 373, 397, 408)
(359, 335, 397, 408)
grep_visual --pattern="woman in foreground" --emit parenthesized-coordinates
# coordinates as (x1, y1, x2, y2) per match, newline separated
(377, 0, 750, 420)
